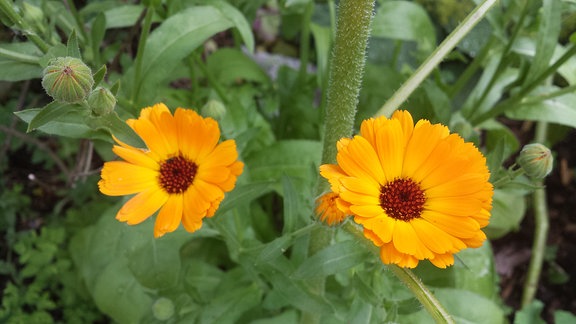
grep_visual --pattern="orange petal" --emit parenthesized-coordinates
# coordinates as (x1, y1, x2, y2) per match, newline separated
(99, 161, 158, 196)
(154, 194, 183, 238)
(116, 189, 169, 225)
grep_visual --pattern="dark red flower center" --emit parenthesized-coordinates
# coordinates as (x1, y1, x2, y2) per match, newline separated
(159, 156, 197, 194)
(380, 178, 425, 221)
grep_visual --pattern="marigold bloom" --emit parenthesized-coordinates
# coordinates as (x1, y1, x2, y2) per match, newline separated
(319, 110, 493, 268)
(315, 192, 348, 225)
(98, 103, 243, 238)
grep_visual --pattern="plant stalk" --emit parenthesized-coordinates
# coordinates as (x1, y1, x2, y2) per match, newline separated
(307, 0, 375, 323)
(0, 0, 50, 53)
(521, 122, 550, 307)
(375, 0, 498, 117)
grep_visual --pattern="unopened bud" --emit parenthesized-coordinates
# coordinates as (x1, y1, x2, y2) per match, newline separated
(201, 99, 226, 120)
(42, 57, 94, 103)
(152, 297, 174, 321)
(517, 143, 553, 179)
(88, 87, 116, 116)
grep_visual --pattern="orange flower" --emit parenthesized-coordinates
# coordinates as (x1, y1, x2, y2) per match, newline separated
(320, 110, 493, 268)
(98, 103, 243, 238)
(315, 192, 348, 225)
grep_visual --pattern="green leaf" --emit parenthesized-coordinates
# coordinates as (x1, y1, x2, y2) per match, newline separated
(246, 140, 322, 184)
(452, 242, 499, 299)
(514, 300, 546, 324)
(85, 112, 145, 148)
(524, 0, 562, 85)
(15, 108, 107, 140)
(206, 48, 270, 85)
(0, 43, 42, 81)
(200, 283, 262, 324)
(92, 259, 153, 324)
(91, 12, 107, 64)
(128, 230, 190, 289)
(505, 86, 576, 128)
(129, 5, 254, 105)
(103, 4, 147, 29)
(554, 310, 576, 324)
(92, 65, 107, 87)
(66, 29, 81, 58)
(292, 241, 370, 279)
(282, 175, 300, 234)
(485, 188, 527, 239)
(209, 0, 255, 52)
(372, 1, 436, 54)
(310, 23, 332, 87)
(26, 102, 84, 132)
(258, 236, 294, 264)
(217, 182, 273, 217)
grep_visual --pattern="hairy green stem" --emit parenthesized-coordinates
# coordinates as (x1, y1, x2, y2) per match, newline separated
(521, 122, 550, 307)
(0, 0, 50, 53)
(375, 0, 498, 117)
(306, 0, 375, 323)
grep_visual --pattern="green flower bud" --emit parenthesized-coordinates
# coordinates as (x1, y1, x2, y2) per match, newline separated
(201, 99, 226, 120)
(152, 297, 174, 321)
(88, 87, 116, 116)
(517, 143, 553, 179)
(42, 57, 94, 103)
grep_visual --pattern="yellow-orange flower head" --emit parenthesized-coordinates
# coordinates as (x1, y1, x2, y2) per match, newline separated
(320, 110, 493, 268)
(98, 103, 243, 238)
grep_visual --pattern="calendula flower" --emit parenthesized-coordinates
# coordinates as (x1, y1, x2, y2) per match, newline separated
(98, 103, 243, 238)
(315, 192, 348, 225)
(320, 110, 493, 268)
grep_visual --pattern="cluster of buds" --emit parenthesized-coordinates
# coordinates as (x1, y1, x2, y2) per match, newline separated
(42, 56, 116, 116)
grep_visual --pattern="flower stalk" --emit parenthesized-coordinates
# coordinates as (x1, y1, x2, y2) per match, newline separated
(375, 0, 498, 117)
(307, 0, 375, 323)
(0, 0, 50, 53)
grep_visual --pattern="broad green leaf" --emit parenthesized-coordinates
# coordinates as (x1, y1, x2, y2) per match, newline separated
(0, 43, 42, 81)
(372, 1, 436, 54)
(251, 310, 299, 324)
(505, 86, 576, 128)
(209, 0, 255, 52)
(452, 242, 499, 300)
(206, 48, 270, 85)
(485, 188, 527, 240)
(292, 241, 370, 279)
(258, 236, 294, 263)
(129, 5, 254, 105)
(128, 230, 191, 289)
(92, 65, 107, 87)
(91, 13, 107, 65)
(92, 259, 153, 324)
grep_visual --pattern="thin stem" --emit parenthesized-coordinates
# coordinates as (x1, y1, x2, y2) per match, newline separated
(521, 122, 550, 307)
(192, 53, 230, 104)
(341, 221, 454, 323)
(0, 0, 50, 53)
(388, 266, 455, 324)
(375, 0, 499, 117)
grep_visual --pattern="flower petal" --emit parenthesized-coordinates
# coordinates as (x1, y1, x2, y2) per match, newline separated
(154, 194, 183, 238)
(99, 161, 158, 196)
(116, 189, 169, 225)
